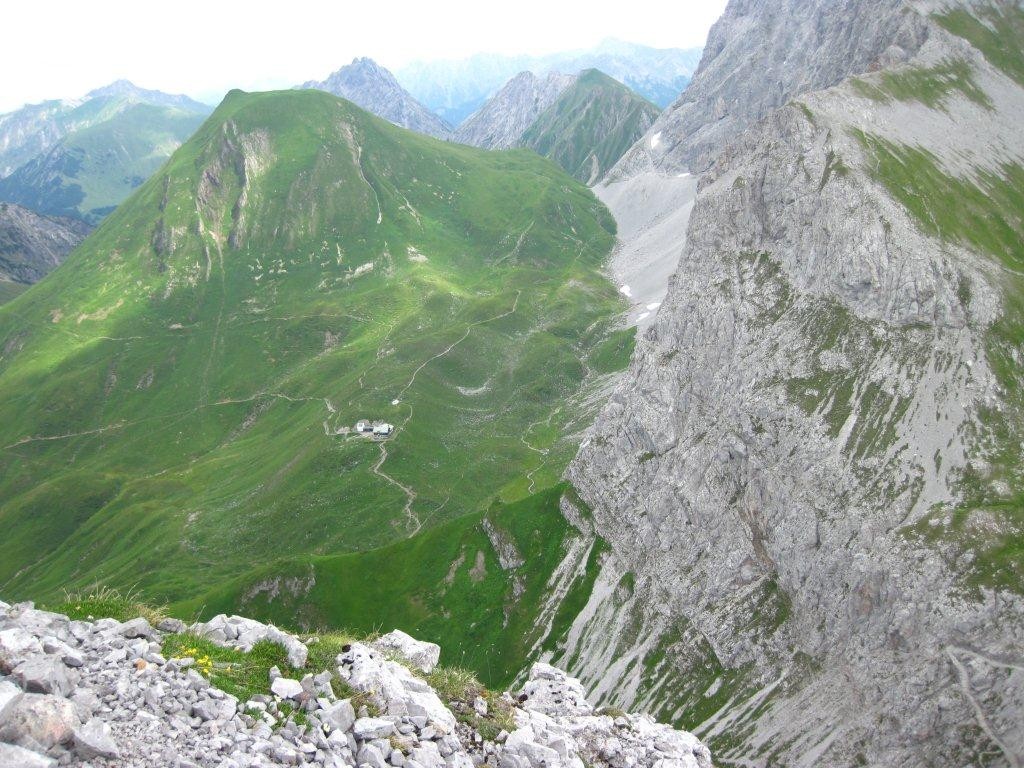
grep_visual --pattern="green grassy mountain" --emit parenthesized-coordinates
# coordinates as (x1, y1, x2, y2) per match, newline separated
(0, 98, 208, 224)
(519, 69, 660, 184)
(0, 88, 630, 684)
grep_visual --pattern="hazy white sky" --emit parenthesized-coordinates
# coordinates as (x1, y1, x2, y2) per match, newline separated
(2, 0, 727, 112)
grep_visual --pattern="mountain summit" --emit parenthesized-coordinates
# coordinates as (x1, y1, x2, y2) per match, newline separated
(455, 69, 658, 185)
(84, 79, 210, 113)
(301, 58, 452, 138)
(453, 71, 577, 150)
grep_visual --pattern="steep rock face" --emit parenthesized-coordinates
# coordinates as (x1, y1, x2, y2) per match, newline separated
(0, 202, 90, 285)
(560, 1, 1024, 766)
(611, 0, 930, 179)
(453, 72, 576, 150)
(519, 70, 660, 185)
(301, 58, 452, 139)
(0, 102, 72, 179)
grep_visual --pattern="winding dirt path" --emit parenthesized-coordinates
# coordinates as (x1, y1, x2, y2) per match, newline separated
(372, 290, 523, 536)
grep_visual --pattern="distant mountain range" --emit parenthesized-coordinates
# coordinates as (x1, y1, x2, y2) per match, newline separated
(299, 58, 452, 139)
(0, 81, 210, 224)
(396, 38, 701, 125)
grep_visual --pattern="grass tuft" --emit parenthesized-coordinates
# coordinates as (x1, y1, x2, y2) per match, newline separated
(54, 584, 168, 626)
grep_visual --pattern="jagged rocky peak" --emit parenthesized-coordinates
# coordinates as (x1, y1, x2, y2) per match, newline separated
(0, 598, 713, 767)
(302, 57, 452, 139)
(560, 0, 1024, 765)
(453, 71, 577, 149)
(611, 0, 930, 178)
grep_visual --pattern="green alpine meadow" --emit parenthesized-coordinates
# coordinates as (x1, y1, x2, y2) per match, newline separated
(0, 88, 628, 682)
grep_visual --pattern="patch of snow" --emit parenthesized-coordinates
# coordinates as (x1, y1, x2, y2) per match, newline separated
(636, 311, 651, 322)
(646, 302, 661, 310)
(619, 285, 633, 298)
(650, 131, 662, 150)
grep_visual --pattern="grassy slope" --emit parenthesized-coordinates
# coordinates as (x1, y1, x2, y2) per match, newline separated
(175, 484, 591, 688)
(0, 100, 207, 223)
(519, 70, 660, 184)
(0, 280, 27, 305)
(0, 89, 627, 681)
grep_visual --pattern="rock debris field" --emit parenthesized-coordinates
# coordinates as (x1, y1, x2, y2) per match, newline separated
(0, 599, 712, 767)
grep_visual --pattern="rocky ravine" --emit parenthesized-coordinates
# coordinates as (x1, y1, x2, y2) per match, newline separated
(555, 0, 1024, 766)
(0, 599, 712, 767)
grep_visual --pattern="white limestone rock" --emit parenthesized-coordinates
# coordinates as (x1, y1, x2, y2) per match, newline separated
(71, 717, 120, 760)
(353, 716, 396, 740)
(519, 663, 593, 717)
(0, 596, 712, 768)
(0, 692, 80, 751)
(0, 627, 43, 673)
(270, 676, 304, 700)
(0, 742, 57, 768)
(338, 643, 457, 732)
(373, 629, 441, 673)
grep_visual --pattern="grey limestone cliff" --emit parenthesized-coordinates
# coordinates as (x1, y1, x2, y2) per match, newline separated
(610, 0, 931, 179)
(557, 1, 1024, 766)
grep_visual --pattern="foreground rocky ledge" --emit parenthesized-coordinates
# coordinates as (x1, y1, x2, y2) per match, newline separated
(0, 599, 712, 767)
